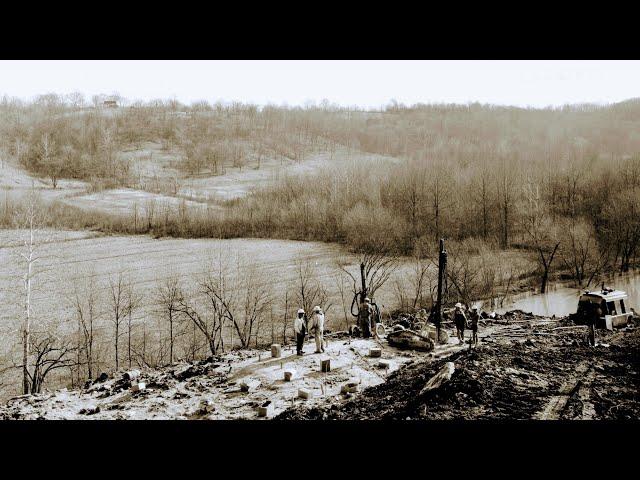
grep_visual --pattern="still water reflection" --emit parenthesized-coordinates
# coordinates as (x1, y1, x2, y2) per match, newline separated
(490, 271, 640, 317)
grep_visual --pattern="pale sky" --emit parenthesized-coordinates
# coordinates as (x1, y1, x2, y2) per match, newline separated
(0, 60, 639, 109)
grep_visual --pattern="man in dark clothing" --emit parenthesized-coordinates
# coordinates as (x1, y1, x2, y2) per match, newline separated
(453, 303, 467, 344)
(294, 308, 307, 355)
(587, 303, 601, 347)
(469, 305, 481, 347)
(359, 297, 374, 338)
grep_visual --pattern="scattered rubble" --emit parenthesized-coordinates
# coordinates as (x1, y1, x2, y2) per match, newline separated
(1, 310, 637, 420)
(277, 319, 639, 420)
(420, 362, 455, 395)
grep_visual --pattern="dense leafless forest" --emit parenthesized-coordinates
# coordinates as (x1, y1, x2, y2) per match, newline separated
(1, 92, 640, 398)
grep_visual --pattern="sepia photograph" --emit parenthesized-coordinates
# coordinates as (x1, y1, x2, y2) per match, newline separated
(0, 58, 638, 426)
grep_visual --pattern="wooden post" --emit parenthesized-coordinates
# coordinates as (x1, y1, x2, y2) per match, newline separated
(434, 238, 447, 344)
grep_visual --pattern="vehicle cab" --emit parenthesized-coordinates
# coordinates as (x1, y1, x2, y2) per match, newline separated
(576, 288, 633, 330)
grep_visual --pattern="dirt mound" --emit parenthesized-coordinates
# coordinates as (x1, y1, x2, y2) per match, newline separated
(277, 328, 640, 420)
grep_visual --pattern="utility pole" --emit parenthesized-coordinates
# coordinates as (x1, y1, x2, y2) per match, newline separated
(359, 263, 367, 304)
(434, 239, 447, 344)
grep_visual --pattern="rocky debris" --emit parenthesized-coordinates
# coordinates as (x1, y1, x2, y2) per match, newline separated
(420, 362, 455, 395)
(79, 406, 100, 415)
(3, 309, 634, 421)
(123, 370, 141, 381)
(277, 326, 640, 420)
(187, 398, 216, 418)
(239, 379, 261, 392)
(131, 382, 146, 393)
(172, 362, 220, 381)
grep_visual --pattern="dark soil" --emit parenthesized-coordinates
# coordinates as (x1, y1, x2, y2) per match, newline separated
(277, 327, 640, 420)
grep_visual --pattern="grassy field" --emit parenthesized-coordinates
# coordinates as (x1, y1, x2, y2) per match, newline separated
(0, 162, 87, 202)
(0, 228, 536, 350)
(59, 188, 216, 216)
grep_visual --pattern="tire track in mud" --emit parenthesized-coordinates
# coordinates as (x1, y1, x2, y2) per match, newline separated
(535, 361, 590, 420)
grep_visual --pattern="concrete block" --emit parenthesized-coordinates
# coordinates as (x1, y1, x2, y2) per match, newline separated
(258, 401, 273, 417)
(369, 347, 382, 358)
(320, 358, 331, 372)
(378, 360, 391, 369)
(131, 382, 146, 392)
(284, 369, 296, 381)
(271, 344, 282, 358)
(298, 388, 311, 399)
(239, 379, 260, 392)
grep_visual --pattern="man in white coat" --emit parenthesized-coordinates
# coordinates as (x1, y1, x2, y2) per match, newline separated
(309, 306, 325, 354)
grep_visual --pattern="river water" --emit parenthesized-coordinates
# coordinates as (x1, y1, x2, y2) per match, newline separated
(490, 271, 640, 318)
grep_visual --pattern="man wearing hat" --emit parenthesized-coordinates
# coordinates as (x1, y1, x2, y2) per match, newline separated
(309, 306, 326, 353)
(359, 297, 375, 338)
(469, 305, 481, 347)
(294, 308, 307, 356)
(453, 303, 467, 344)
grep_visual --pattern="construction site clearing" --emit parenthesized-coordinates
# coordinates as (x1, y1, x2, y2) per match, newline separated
(1, 310, 638, 420)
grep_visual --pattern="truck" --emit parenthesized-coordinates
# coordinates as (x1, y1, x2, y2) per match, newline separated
(575, 287, 634, 330)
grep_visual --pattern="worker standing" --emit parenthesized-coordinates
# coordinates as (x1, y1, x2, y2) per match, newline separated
(370, 298, 381, 339)
(309, 306, 325, 353)
(453, 303, 467, 344)
(588, 303, 601, 347)
(294, 308, 307, 356)
(469, 305, 481, 347)
(359, 297, 374, 338)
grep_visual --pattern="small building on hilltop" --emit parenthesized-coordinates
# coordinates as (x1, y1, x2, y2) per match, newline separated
(103, 98, 118, 108)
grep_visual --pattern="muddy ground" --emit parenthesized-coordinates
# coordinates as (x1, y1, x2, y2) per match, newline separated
(1, 312, 637, 420)
(278, 319, 640, 420)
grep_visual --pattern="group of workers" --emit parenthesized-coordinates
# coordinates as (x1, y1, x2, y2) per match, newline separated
(291, 293, 604, 359)
(293, 297, 379, 356)
(294, 306, 325, 356)
(294, 296, 488, 355)
(452, 302, 481, 347)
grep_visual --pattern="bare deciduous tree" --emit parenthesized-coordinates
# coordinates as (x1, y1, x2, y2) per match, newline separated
(14, 187, 47, 394)
(69, 277, 99, 381)
(295, 257, 331, 319)
(27, 330, 77, 394)
(108, 273, 129, 371)
(156, 274, 182, 364)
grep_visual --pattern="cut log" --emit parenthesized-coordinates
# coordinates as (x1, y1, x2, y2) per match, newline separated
(420, 362, 455, 395)
(387, 329, 435, 352)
